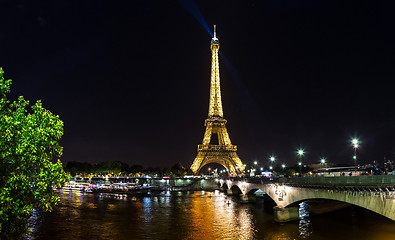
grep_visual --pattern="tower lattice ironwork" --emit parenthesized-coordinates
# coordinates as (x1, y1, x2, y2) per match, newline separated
(190, 26, 245, 175)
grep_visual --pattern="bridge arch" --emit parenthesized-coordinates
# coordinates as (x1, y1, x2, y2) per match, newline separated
(245, 188, 260, 196)
(229, 184, 242, 195)
(279, 188, 394, 220)
(220, 180, 395, 221)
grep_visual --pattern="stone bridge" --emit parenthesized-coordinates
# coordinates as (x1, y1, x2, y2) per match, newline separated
(219, 176, 395, 222)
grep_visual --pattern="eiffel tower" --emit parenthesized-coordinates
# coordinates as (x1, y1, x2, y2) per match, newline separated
(190, 26, 245, 176)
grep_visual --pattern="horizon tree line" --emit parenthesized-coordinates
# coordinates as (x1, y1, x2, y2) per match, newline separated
(64, 161, 194, 178)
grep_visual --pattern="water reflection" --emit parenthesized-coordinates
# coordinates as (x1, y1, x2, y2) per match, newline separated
(24, 209, 39, 240)
(23, 190, 395, 240)
(59, 188, 62, 201)
(298, 202, 312, 238)
(79, 191, 83, 203)
(142, 197, 153, 223)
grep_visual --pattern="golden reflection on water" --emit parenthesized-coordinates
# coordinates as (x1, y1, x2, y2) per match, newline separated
(24, 189, 395, 240)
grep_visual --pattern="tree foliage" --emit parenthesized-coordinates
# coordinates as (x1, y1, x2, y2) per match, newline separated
(65, 161, 94, 176)
(0, 68, 67, 239)
(95, 161, 128, 175)
(65, 161, 130, 176)
(64, 161, 190, 178)
(129, 164, 144, 174)
(171, 163, 187, 177)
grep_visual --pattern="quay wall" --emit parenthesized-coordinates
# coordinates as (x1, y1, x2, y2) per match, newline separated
(149, 178, 219, 191)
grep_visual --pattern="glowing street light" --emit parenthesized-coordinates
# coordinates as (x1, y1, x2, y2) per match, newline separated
(297, 148, 305, 175)
(351, 138, 359, 174)
(269, 155, 276, 170)
(297, 149, 305, 156)
(320, 158, 326, 164)
(253, 161, 258, 173)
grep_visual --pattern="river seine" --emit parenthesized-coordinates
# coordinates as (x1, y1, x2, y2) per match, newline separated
(24, 189, 395, 240)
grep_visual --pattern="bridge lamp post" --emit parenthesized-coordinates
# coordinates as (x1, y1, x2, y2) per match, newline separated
(352, 138, 359, 174)
(297, 149, 305, 176)
(269, 156, 275, 170)
(298, 162, 302, 176)
(253, 161, 258, 175)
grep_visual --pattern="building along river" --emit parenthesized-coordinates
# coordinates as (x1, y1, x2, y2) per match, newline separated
(24, 189, 395, 240)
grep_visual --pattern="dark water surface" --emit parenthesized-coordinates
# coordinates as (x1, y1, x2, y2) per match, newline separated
(24, 189, 395, 240)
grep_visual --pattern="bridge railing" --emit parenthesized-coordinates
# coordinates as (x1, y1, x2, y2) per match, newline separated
(276, 175, 395, 186)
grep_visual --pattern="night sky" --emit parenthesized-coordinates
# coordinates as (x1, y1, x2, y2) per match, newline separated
(1, 0, 395, 169)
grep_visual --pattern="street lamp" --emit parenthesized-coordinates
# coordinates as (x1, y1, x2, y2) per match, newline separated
(351, 138, 359, 174)
(297, 148, 305, 175)
(320, 158, 326, 165)
(269, 155, 275, 170)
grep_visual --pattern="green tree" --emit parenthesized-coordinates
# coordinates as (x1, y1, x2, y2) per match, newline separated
(171, 163, 187, 177)
(64, 161, 93, 177)
(129, 164, 144, 175)
(94, 161, 129, 175)
(0, 68, 67, 239)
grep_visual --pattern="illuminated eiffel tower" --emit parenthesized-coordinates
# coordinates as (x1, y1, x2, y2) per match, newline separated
(190, 26, 245, 176)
